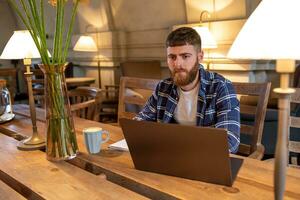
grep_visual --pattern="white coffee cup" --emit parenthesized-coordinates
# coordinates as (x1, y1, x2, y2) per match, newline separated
(83, 127, 110, 154)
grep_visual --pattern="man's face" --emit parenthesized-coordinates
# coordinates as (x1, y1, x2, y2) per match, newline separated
(167, 44, 203, 86)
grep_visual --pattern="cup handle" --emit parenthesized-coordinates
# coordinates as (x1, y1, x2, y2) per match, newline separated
(101, 130, 110, 144)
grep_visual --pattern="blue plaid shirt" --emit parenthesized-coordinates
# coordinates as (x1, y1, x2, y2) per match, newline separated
(135, 65, 240, 153)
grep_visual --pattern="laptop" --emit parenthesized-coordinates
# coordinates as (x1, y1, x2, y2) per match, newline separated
(119, 118, 243, 186)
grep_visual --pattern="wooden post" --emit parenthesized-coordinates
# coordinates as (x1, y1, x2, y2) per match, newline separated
(273, 59, 295, 200)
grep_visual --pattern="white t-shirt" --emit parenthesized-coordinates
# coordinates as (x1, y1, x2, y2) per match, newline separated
(174, 83, 200, 126)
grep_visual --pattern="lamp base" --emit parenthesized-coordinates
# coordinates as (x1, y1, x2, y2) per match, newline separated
(17, 141, 45, 151)
(17, 135, 46, 151)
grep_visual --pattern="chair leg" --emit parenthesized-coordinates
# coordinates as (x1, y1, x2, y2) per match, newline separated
(291, 156, 298, 165)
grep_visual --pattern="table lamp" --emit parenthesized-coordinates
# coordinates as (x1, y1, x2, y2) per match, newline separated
(73, 34, 102, 87)
(192, 11, 217, 49)
(0, 30, 46, 150)
(227, 1, 300, 199)
(192, 10, 217, 69)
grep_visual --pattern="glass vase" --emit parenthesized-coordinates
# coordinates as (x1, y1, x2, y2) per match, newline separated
(39, 64, 78, 161)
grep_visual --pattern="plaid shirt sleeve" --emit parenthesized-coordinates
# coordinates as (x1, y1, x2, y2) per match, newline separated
(134, 83, 160, 121)
(215, 80, 240, 153)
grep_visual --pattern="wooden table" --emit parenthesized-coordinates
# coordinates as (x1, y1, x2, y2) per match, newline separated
(1, 104, 300, 200)
(66, 77, 96, 88)
(0, 180, 25, 200)
(0, 134, 146, 200)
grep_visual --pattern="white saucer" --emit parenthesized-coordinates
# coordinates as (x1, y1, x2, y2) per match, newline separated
(0, 113, 15, 123)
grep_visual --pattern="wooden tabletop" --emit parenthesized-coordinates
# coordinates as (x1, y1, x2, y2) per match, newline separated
(1, 104, 300, 200)
(0, 180, 26, 200)
(66, 77, 96, 87)
(0, 134, 147, 200)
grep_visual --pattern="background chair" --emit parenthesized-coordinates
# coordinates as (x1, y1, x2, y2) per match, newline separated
(68, 86, 101, 121)
(28, 68, 45, 107)
(293, 64, 300, 88)
(98, 84, 119, 122)
(118, 76, 159, 121)
(99, 60, 162, 123)
(21, 63, 80, 108)
(288, 88, 300, 166)
(264, 88, 300, 167)
(234, 82, 271, 159)
(120, 60, 162, 79)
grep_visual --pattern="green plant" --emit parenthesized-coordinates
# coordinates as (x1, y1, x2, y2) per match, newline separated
(7, 0, 86, 65)
(7, 0, 89, 161)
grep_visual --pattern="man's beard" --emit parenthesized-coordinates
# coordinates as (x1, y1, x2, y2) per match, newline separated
(171, 60, 199, 86)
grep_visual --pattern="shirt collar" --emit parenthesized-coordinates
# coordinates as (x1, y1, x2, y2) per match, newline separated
(198, 64, 207, 100)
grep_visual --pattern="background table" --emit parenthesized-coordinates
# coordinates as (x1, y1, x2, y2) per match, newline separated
(66, 77, 96, 88)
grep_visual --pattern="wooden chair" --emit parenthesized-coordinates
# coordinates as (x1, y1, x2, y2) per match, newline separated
(288, 88, 300, 166)
(120, 60, 162, 79)
(118, 76, 159, 121)
(30, 68, 45, 107)
(22, 65, 76, 108)
(99, 60, 161, 123)
(20, 67, 45, 107)
(233, 82, 271, 159)
(118, 77, 271, 160)
(98, 85, 119, 122)
(68, 87, 101, 121)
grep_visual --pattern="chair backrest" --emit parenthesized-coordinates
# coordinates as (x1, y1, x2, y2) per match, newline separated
(0, 68, 17, 102)
(120, 60, 162, 79)
(293, 64, 300, 87)
(21, 67, 45, 107)
(119, 78, 271, 159)
(118, 76, 160, 121)
(25, 63, 74, 92)
(289, 88, 300, 166)
(31, 68, 45, 101)
(233, 82, 271, 159)
(68, 87, 101, 121)
(23, 65, 75, 108)
(98, 85, 119, 122)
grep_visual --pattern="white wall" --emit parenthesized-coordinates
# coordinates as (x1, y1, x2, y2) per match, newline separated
(2, 0, 269, 86)
(72, 0, 267, 85)
(0, 1, 18, 67)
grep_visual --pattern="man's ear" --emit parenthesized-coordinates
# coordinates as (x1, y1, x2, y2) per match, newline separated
(197, 50, 204, 63)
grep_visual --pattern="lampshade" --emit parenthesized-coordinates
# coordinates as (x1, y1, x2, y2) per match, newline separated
(193, 26, 217, 49)
(73, 35, 98, 52)
(227, 1, 300, 200)
(0, 30, 40, 59)
(227, 0, 300, 60)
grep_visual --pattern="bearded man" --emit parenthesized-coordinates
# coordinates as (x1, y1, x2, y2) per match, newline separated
(135, 27, 240, 153)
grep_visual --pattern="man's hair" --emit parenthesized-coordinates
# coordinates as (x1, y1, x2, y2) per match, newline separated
(166, 27, 201, 51)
